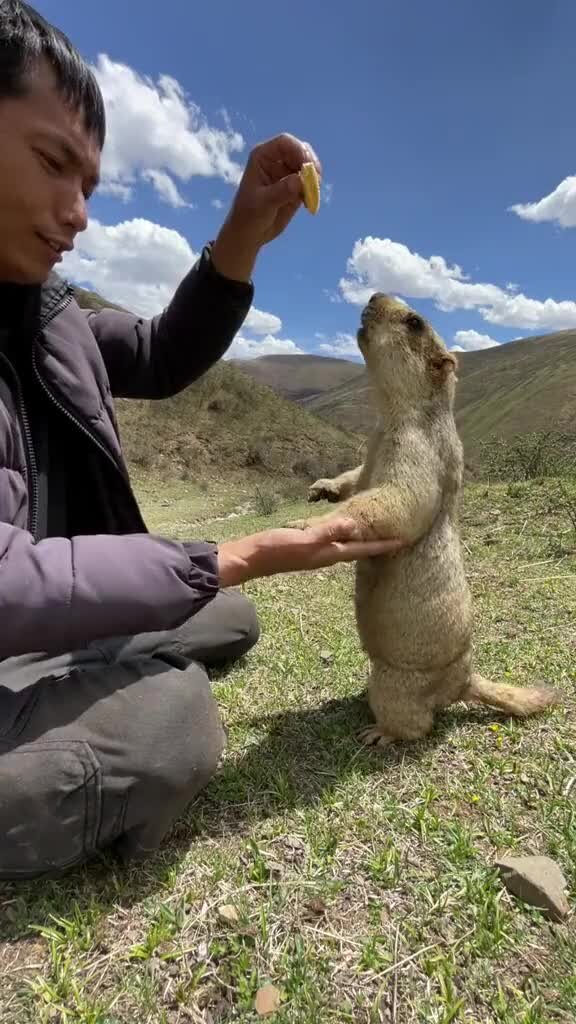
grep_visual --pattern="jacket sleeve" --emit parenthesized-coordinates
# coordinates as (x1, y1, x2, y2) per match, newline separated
(0, 519, 219, 659)
(82, 243, 254, 400)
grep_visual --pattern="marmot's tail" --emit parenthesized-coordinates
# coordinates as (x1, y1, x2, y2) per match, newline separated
(464, 674, 561, 718)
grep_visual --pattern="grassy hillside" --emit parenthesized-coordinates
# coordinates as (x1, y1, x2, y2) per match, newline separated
(72, 288, 362, 483)
(114, 361, 362, 483)
(238, 330, 576, 464)
(231, 353, 364, 401)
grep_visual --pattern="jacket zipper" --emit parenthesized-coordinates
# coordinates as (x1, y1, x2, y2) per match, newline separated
(0, 351, 41, 538)
(32, 293, 122, 476)
(12, 287, 137, 539)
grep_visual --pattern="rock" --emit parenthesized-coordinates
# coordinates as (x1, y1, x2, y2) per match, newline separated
(304, 896, 327, 918)
(495, 855, 570, 921)
(255, 984, 281, 1016)
(217, 904, 239, 925)
(319, 649, 333, 664)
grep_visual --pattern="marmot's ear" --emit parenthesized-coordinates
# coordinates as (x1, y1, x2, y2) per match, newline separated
(431, 352, 458, 377)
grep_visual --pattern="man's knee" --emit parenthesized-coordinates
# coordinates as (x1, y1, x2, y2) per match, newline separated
(133, 665, 225, 798)
(174, 589, 260, 666)
(229, 590, 260, 657)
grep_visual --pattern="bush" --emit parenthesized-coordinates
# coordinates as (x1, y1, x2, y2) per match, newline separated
(253, 486, 279, 516)
(476, 431, 576, 482)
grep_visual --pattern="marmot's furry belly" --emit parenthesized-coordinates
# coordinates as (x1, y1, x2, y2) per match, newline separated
(354, 517, 472, 670)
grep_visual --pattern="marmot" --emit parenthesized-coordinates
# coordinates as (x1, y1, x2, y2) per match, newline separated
(293, 293, 560, 747)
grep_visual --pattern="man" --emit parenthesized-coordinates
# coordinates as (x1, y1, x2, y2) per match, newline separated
(0, 0, 401, 878)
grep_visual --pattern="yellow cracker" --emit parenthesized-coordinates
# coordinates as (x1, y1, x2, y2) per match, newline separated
(299, 161, 320, 214)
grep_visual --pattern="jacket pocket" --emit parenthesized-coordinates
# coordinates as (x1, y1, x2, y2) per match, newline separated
(0, 739, 102, 879)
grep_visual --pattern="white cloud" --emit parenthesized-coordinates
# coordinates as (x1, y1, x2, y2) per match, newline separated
(211, 198, 225, 209)
(93, 55, 245, 206)
(452, 329, 500, 352)
(62, 217, 199, 317)
(62, 217, 288, 371)
(339, 236, 576, 332)
(98, 181, 133, 202)
(244, 307, 282, 336)
(319, 332, 360, 358)
(226, 334, 304, 359)
(323, 182, 334, 205)
(510, 176, 576, 229)
(142, 170, 192, 209)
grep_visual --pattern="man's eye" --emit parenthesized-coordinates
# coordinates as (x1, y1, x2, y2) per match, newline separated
(39, 151, 63, 174)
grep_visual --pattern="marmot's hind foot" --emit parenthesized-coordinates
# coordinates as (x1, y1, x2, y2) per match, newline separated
(357, 725, 394, 748)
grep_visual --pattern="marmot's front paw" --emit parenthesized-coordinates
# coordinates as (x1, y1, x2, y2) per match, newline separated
(308, 478, 341, 503)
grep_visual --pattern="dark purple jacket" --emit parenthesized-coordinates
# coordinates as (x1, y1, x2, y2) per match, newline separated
(0, 243, 253, 659)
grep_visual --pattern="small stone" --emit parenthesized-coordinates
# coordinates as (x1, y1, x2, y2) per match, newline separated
(255, 983, 281, 1016)
(319, 649, 333, 664)
(279, 835, 306, 862)
(495, 855, 570, 922)
(217, 904, 239, 925)
(304, 897, 327, 918)
(265, 859, 285, 879)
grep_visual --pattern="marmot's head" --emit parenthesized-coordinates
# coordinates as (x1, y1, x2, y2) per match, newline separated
(357, 293, 458, 406)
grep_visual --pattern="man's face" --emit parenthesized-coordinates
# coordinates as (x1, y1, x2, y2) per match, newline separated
(0, 63, 101, 284)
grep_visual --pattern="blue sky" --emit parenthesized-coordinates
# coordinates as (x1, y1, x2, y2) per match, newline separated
(38, 0, 576, 360)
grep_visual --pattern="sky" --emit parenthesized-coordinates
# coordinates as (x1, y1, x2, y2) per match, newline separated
(36, 0, 576, 361)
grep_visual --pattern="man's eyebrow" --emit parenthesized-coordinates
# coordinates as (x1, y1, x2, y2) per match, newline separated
(34, 129, 101, 191)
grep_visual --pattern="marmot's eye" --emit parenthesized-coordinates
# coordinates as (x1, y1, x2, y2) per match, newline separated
(405, 313, 424, 330)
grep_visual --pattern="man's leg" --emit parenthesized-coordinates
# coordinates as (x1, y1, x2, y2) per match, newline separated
(0, 590, 260, 879)
(86, 588, 260, 668)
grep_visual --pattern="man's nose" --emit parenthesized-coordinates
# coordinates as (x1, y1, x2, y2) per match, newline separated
(62, 190, 88, 234)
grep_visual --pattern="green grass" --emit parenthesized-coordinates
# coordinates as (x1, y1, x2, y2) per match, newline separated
(1, 479, 575, 1023)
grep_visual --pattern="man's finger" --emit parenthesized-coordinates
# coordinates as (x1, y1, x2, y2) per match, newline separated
(331, 539, 405, 560)
(263, 172, 303, 209)
(307, 517, 363, 542)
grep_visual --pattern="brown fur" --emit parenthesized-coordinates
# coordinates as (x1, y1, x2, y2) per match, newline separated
(292, 293, 560, 747)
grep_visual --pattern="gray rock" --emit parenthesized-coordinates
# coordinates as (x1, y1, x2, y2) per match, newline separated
(495, 855, 570, 921)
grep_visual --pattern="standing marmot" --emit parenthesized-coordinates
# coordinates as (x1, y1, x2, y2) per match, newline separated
(293, 293, 559, 747)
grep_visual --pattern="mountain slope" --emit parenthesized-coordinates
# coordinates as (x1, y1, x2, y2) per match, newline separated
(236, 330, 576, 459)
(72, 289, 362, 482)
(230, 353, 364, 402)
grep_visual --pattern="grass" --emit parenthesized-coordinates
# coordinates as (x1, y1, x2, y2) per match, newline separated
(1, 478, 575, 1023)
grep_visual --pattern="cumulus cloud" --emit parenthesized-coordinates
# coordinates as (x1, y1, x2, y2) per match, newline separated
(62, 217, 287, 367)
(98, 181, 133, 202)
(142, 170, 192, 209)
(452, 329, 500, 352)
(93, 55, 245, 207)
(243, 307, 282, 336)
(62, 217, 199, 317)
(339, 236, 576, 331)
(318, 333, 360, 359)
(510, 176, 576, 229)
(226, 335, 304, 359)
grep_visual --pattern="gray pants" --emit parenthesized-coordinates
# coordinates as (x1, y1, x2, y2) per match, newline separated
(0, 590, 259, 880)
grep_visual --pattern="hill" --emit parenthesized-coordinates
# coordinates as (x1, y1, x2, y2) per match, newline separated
(236, 330, 576, 463)
(72, 289, 362, 483)
(230, 353, 364, 402)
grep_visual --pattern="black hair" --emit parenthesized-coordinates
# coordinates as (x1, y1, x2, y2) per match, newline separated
(0, 0, 105, 147)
